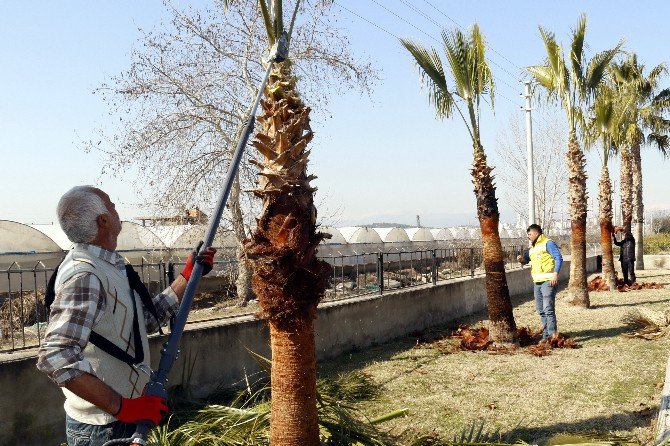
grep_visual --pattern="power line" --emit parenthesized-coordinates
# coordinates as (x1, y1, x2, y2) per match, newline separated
(420, 0, 522, 72)
(331, 1, 400, 40)
(334, 0, 555, 118)
(397, 0, 522, 83)
(370, 0, 519, 105)
(368, 0, 437, 45)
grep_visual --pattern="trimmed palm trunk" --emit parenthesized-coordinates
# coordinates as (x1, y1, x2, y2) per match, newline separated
(619, 145, 634, 231)
(473, 145, 516, 343)
(566, 133, 590, 307)
(598, 164, 616, 290)
(245, 61, 331, 446)
(631, 142, 645, 269)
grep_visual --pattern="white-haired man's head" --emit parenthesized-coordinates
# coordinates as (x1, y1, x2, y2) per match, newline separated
(57, 186, 121, 249)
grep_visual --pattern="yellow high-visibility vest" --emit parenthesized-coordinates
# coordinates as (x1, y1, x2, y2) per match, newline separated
(529, 234, 556, 283)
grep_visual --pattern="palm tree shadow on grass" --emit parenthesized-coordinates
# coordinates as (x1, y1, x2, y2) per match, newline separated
(567, 325, 631, 342)
(591, 297, 670, 309)
(507, 406, 658, 444)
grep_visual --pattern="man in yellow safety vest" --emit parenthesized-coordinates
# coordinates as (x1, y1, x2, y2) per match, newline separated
(516, 224, 563, 340)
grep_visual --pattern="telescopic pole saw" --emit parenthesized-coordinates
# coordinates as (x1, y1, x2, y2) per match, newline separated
(103, 33, 288, 446)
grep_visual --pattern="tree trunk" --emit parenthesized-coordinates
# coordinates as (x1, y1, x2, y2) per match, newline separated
(631, 142, 645, 269)
(245, 61, 330, 446)
(269, 321, 319, 446)
(472, 145, 516, 344)
(598, 165, 616, 290)
(230, 175, 255, 306)
(619, 145, 633, 231)
(566, 134, 589, 308)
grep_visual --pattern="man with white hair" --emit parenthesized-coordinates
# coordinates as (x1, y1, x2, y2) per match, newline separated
(37, 186, 217, 446)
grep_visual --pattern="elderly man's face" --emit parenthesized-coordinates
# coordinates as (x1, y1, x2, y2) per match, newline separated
(94, 189, 122, 239)
(527, 229, 541, 244)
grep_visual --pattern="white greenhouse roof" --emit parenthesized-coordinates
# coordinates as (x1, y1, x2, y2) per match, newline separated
(447, 227, 468, 239)
(319, 227, 347, 245)
(147, 225, 236, 249)
(466, 228, 480, 239)
(430, 228, 455, 241)
(30, 223, 73, 250)
(1, 220, 62, 254)
(338, 227, 383, 244)
(404, 227, 434, 242)
(373, 227, 411, 243)
(117, 222, 167, 251)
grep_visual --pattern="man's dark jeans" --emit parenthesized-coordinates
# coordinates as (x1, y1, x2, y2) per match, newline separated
(621, 259, 636, 285)
(66, 414, 136, 446)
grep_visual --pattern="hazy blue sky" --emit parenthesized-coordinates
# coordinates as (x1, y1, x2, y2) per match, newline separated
(1, 1, 668, 227)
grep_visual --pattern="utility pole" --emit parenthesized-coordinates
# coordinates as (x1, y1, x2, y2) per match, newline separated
(522, 81, 536, 226)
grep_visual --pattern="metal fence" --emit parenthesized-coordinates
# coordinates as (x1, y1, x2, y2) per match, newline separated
(321, 245, 524, 302)
(2, 243, 599, 354)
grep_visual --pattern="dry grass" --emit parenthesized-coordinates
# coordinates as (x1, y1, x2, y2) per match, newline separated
(319, 269, 670, 445)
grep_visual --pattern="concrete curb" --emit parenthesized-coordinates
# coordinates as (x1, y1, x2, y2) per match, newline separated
(657, 357, 670, 444)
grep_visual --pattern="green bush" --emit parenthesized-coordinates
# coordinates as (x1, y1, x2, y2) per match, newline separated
(644, 233, 670, 254)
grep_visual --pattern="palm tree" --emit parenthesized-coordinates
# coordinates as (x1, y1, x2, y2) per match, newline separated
(243, 1, 331, 444)
(610, 55, 670, 269)
(401, 24, 517, 344)
(587, 88, 629, 290)
(527, 14, 621, 308)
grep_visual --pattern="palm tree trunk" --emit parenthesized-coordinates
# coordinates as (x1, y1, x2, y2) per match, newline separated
(472, 145, 516, 344)
(619, 145, 633, 231)
(598, 165, 616, 290)
(631, 142, 645, 269)
(245, 61, 330, 446)
(269, 321, 319, 446)
(230, 175, 255, 306)
(566, 133, 590, 308)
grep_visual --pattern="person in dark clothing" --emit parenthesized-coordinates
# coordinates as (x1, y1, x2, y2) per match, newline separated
(613, 228, 636, 285)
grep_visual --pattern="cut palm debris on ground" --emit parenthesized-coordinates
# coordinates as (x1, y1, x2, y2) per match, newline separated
(587, 275, 665, 292)
(621, 307, 670, 340)
(320, 270, 670, 445)
(413, 325, 578, 357)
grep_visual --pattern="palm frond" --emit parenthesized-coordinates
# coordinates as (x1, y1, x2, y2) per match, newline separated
(271, 0, 283, 42)
(442, 28, 471, 101)
(584, 40, 623, 99)
(570, 13, 587, 89)
(470, 23, 495, 108)
(258, 0, 276, 45)
(648, 132, 670, 156)
(400, 38, 454, 118)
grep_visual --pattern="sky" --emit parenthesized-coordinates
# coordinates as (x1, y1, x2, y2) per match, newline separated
(1, 1, 669, 228)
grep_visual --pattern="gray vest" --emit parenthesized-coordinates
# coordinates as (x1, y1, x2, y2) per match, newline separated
(55, 245, 150, 425)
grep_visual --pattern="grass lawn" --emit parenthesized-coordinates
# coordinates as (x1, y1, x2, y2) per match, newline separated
(319, 269, 670, 445)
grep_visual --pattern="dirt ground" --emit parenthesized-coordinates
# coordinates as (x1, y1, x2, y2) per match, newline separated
(319, 269, 670, 444)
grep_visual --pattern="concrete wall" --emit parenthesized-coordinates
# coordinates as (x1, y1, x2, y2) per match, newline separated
(0, 256, 598, 445)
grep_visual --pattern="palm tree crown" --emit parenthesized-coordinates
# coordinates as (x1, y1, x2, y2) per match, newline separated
(528, 14, 622, 136)
(400, 23, 493, 145)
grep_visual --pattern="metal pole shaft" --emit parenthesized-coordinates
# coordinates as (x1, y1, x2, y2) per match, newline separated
(523, 81, 536, 227)
(127, 60, 275, 446)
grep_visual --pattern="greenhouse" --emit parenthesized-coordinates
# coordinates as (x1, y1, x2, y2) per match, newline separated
(372, 227, 411, 243)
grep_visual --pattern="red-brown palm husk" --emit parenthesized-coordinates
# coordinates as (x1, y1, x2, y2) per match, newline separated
(245, 61, 331, 446)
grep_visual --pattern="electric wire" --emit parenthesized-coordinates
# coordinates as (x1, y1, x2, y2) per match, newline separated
(398, 0, 522, 83)
(364, 0, 526, 109)
(333, 0, 555, 128)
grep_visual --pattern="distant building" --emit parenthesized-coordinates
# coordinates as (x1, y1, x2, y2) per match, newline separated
(135, 207, 208, 226)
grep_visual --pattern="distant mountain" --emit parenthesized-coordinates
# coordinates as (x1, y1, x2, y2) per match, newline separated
(366, 222, 413, 228)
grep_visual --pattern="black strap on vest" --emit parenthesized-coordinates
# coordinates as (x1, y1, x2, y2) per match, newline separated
(46, 260, 165, 367)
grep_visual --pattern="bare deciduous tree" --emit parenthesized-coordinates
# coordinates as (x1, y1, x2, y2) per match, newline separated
(87, 0, 377, 305)
(495, 111, 568, 232)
